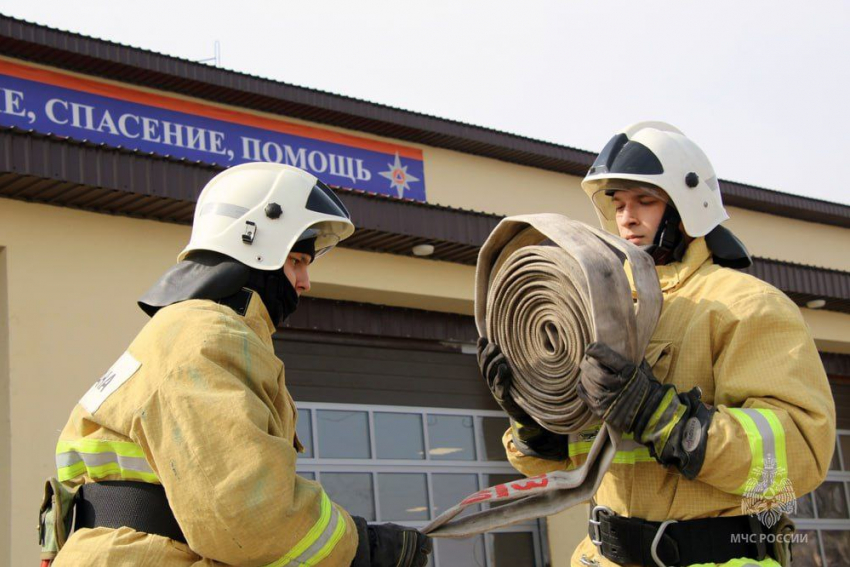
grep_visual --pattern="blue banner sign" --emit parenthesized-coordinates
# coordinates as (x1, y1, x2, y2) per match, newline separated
(0, 60, 426, 201)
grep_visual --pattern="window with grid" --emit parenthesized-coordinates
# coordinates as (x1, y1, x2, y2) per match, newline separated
(790, 429, 850, 566)
(294, 402, 548, 567)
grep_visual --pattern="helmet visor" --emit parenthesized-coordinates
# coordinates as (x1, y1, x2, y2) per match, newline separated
(295, 223, 347, 261)
(298, 181, 353, 261)
(588, 133, 665, 176)
(305, 181, 352, 220)
(591, 184, 670, 221)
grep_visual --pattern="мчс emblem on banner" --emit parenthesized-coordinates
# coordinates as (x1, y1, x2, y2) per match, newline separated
(379, 152, 421, 199)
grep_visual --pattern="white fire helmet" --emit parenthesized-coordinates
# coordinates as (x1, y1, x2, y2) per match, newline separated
(178, 162, 355, 270)
(582, 121, 729, 238)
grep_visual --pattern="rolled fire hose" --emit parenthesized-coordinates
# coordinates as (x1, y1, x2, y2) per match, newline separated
(422, 214, 662, 538)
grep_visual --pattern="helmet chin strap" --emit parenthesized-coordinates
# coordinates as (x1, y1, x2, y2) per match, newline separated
(641, 205, 687, 265)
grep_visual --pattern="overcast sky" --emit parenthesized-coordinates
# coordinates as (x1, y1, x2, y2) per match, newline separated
(3, 1, 849, 205)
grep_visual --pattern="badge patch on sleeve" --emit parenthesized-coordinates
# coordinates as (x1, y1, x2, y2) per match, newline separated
(79, 352, 142, 414)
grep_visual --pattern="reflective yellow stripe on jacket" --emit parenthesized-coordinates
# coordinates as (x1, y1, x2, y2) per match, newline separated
(727, 408, 788, 497)
(566, 430, 655, 468)
(265, 491, 347, 567)
(55, 439, 159, 483)
(56, 439, 346, 563)
(640, 388, 687, 453)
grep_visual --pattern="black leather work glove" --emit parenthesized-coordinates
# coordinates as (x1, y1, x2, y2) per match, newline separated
(350, 517, 432, 567)
(477, 337, 569, 460)
(577, 342, 715, 479)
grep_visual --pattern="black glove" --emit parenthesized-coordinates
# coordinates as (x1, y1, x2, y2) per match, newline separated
(577, 342, 715, 479)
(477, 337, 569, 460)
(350, 517, 432, 567)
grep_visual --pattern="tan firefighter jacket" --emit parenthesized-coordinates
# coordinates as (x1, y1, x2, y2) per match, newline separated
(52, 291, 358, 566)
(503, 238, 836, 567)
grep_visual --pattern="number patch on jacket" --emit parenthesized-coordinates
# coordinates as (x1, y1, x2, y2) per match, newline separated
(79, 352, 142, 414)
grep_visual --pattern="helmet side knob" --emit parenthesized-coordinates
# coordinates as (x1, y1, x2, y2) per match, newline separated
(265, 202, 283, 219)
(685, 172, 700, 188)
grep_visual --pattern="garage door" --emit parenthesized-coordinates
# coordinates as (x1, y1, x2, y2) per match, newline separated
(275, 331, 549, 567)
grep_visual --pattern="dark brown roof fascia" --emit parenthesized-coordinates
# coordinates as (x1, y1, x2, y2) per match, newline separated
(284, 297, 477, 344)
(288, 297, 850, 379)
(2, 126, 850, 314)
(822, 352, 850, 379)
(745, 258, 850, 314)
(720, 180, 850, 229)
(2, 15, 850, 228)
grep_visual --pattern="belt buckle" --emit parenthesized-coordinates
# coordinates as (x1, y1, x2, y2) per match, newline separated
(650, 519, 678, 567)
(589, 505, 613, 548)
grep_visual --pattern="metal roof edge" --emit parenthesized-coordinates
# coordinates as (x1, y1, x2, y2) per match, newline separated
(2, 15, 849, 226)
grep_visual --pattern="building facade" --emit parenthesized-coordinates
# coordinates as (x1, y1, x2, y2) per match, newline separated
(1, 15, 849, 566)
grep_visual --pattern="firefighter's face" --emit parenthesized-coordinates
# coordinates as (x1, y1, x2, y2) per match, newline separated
(283, 252, 312, 296)
(611, 189, 668, 246)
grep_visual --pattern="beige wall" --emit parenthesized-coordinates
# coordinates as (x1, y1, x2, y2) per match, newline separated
(548, 505, 589, 567)
(310, 249, 474, 315)
(1, 247, 11, 567)
(802, 308, 850, 355)
(424, 148, 595, 222)
(1, 201, 182, 565)
(725, 207, 850, 272)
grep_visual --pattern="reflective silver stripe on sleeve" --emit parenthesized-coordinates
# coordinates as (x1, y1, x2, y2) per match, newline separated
(56, 450, 155, 475)
(55, 451, 84, 469)
(740, 409, 777, 496)
(199, 202, 250, 219)
(282, 504, 343, 566)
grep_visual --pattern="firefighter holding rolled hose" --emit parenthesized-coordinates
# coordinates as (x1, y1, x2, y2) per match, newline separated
(478, 122, 835, 567)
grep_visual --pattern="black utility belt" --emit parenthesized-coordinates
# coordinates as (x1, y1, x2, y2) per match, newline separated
(75, 481, 186, 544)
(589, 505, 771, 567)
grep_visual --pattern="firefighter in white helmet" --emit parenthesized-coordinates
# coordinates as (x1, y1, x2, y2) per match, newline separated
(42, 163, 432, 566)
(478, 123, 835, 566)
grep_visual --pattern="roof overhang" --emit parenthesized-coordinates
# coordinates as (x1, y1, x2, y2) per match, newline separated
(2, 126, 850, 316)
(1, 15, 849, 228)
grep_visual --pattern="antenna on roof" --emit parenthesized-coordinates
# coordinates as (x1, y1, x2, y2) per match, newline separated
(196, 40, 221, 66)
